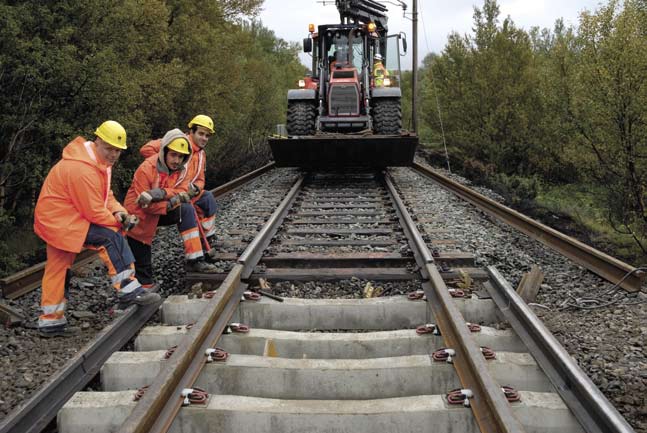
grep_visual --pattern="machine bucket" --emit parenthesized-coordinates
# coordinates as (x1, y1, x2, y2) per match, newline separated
(269, 134, 418, 168)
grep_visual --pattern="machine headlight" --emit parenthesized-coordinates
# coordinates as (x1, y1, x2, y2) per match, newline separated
(383, 78, 391, 87)
(298, 80, 306, 88)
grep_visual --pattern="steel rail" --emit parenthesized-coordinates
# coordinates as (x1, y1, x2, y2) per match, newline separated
(117, 175, 304, 433)
(0, 250, 96, 300)
(0, 295, 162, 433)
(385, 171, 526, 433)
(0, 162, 275, 299)
(486, 267, 636, 433)
(210, 162, 275, 197)
(411, 162, 645, 292)
(0, 163, 276, 433)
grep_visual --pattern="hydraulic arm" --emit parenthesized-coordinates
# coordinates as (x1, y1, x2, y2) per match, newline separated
(335, 0, 388, 30)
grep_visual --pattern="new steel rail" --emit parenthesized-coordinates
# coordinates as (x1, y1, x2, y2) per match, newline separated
(0, 162, 275, 433)
(411, 162, 645, 292)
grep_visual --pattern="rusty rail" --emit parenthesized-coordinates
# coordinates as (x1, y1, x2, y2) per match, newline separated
(412, 162, 645, 292)
(486, 267, 636, 433)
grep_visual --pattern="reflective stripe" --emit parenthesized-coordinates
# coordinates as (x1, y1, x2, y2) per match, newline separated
(111, 268, 135, 285)
(190, 151, 204, 184)
(202, 215, 217, 237)
(41, 302, 67, 315)
(185, 251, 203, 260)
(84, 141, 110, 206)
(175, 166, 188, 186)
(201, 216, 215, 229)
(38, 316, 68, 328)
(119, 279, 141, 294)
(182, 230, 200, 241)
(84, 141, 98, 163)
(201, 215, 216, 237)
(182, 227, 203, 260)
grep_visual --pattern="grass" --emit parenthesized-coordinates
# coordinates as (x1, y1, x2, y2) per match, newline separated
(536, 183, 645, 265)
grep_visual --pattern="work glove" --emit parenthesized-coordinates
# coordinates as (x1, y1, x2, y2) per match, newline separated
(136, 188, 166, 208)
(166, 192, 191, 211)
(188, 183, 201, 198)
(115, 212, 140, 231)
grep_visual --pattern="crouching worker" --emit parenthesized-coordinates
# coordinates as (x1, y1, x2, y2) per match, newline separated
(33, 120, 161, 338)
(125, 129, 219, 286)
(140, 115, 218, 247)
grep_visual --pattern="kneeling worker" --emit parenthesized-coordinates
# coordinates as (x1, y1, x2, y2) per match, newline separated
(125, 129, 219, 287)
(34, 120, 160, 338)
(140, 114, 218, 246)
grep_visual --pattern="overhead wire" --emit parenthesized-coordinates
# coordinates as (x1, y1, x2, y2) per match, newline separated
(417, 1, 451, 172)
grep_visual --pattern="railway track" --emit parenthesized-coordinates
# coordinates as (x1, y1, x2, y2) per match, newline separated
(0, 163, 642, 433)
(0, 164, 276, 433)
(54, 170, 633, 433)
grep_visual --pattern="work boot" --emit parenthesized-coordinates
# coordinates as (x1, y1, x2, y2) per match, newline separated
(39, 325, 80, 338)
(186, 259, 221, 273)
(204, 248, 220, 263)
(141, 283, 158, 292)
(118, 287, 161, 307)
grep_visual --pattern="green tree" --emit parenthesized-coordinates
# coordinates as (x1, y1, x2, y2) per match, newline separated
(572, 0, 647, 252)
(420, 0, 541, 174)
(0, 0, 304, 276)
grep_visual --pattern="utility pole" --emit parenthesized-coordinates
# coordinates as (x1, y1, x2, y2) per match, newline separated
(411, 0, 418, 134)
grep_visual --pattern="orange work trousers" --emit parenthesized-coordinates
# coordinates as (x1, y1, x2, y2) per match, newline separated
(39, 224, 141, 329)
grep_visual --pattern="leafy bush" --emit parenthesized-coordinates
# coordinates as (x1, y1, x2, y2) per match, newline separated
(462, 158, 496, 184)
(488, 173, 539, 208)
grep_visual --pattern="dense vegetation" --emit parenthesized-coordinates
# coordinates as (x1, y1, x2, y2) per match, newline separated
(416, 0, 647, 263)
(2, 0, 645, 275)
(0, 0, 305, 276)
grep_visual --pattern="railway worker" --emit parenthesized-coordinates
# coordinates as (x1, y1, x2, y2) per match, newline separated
(125, 128, 219, 286)
(373, 53, 390, 87)
(33, 120, 160, 338)
(139, 115, 219, 249)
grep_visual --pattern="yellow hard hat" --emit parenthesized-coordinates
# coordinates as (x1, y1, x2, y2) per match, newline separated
(167, 137, 190, 155)
(94, 120, 127, 149)
(187, 114, 215, 133)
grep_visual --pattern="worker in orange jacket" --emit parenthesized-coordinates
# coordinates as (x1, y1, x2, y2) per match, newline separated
(33, 121, 161, 338)
(139, 115, 218, 247)
(125, 128, 219, 286)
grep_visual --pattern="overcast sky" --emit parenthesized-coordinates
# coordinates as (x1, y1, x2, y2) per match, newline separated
(259, 0, 604, 68)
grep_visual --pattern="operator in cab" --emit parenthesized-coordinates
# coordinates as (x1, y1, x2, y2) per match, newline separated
(373, 53, 390, 87)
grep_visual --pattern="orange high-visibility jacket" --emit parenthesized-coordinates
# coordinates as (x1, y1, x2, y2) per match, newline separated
(34, 137, 125, 253)
(125, 139, 191, 245)
(140, 134, 206, 196)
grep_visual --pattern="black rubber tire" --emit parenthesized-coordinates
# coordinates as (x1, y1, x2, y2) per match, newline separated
(372, 98, 402, 135)
(286, 101, 316, 136)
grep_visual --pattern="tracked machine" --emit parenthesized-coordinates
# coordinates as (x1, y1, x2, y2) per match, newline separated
(269, 0, 418, 168)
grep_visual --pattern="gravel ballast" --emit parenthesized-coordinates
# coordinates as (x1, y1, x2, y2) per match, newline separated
(393, 163, 646, 432)
(1, 164, 644, 432)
